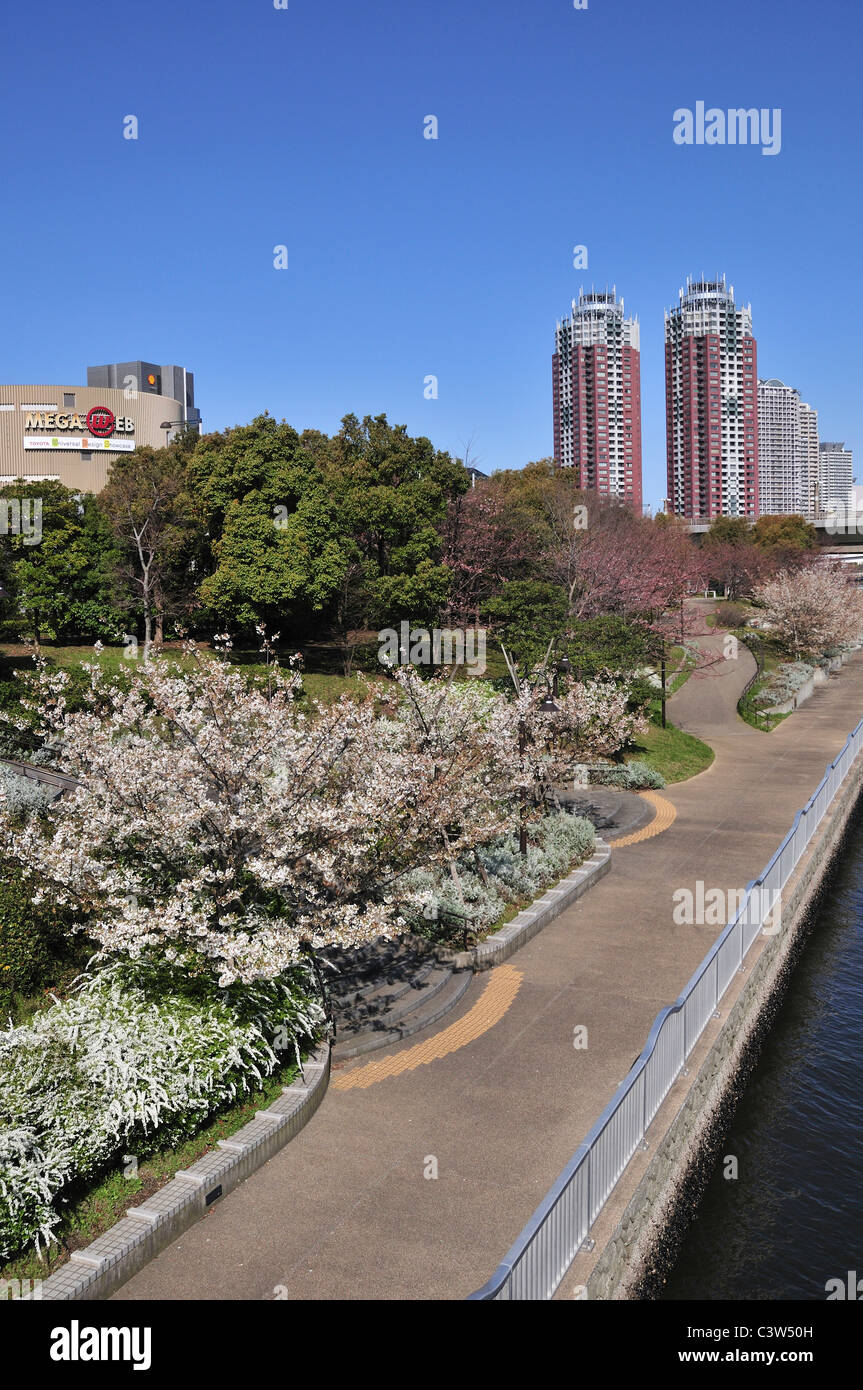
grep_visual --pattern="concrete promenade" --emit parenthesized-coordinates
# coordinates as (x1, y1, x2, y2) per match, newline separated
(115, 631, 863, 1301)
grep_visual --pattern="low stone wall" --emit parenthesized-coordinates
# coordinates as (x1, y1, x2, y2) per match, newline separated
(760, 648, 858, 716)
(570, 748, 863, 1301)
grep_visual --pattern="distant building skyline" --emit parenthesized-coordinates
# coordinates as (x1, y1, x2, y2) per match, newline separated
(551, 274, 859, 522)
(819, 441, 854, 513)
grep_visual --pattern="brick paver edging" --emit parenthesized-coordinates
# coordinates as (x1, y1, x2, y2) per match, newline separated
(436, 840, 612, 973)
(28, 1041, 331, 1302)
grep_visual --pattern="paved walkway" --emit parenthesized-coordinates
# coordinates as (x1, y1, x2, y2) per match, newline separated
(115, 632, 863, 1301)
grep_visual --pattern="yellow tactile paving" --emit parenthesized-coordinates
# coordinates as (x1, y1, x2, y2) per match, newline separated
(612, 790, 677, 847)
(331, 964, 523, 1090)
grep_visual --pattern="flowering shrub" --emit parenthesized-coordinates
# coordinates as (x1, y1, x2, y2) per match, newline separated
(0, 649, 529, 985)
(0, 647, 639, 989)
(402, 812, 595, 937)
(0, 961, 323, 1257)
(754, 566, 863, 657)
(588, 761, 666, 790)
(755, 661, 815, 708)
(537, 679, 647, 776)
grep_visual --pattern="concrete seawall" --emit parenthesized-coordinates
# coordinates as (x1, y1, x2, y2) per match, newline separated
(557, 743, 863, 1300)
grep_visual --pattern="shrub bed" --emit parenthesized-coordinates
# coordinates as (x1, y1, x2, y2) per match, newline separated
(754, 661, 815, 709)
(0, 961, 323, 1258)
(587, 760, 666, 790)
(402, 811, 595, 940)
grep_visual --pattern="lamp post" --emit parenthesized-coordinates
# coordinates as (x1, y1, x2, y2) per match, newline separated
(159, 419, 189, 448)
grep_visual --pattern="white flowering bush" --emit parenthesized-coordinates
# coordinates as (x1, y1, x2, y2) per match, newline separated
(0, 648, 535, 987)
(0, 960, 324, 1258)
(754, 566, 863, 657)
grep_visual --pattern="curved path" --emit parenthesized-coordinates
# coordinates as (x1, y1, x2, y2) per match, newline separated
(115, 627, 863, 1301)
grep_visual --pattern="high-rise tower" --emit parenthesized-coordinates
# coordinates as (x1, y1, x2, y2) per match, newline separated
(818, 442, 854, 513)
(665, 276, 758, 519)
(553, 288, 642, 509)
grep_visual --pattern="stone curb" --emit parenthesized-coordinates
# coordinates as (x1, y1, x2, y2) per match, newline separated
(28, 1040, 331, 1302)
(435, 839, 612, 973)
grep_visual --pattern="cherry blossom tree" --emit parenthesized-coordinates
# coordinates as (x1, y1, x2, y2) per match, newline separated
(753, 565, 863, 658)
(543, 493, 697, 621)
(441, 479, 536, 626)
(1, 625, 646, 987)
(0, 648, 531, 988)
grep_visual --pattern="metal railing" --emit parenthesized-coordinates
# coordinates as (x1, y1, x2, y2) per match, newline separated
(468, 714, 863, 1300)
(0, 755, 78, 792)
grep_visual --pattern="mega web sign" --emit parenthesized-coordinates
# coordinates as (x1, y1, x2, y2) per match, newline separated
(22, 405, 135, 452)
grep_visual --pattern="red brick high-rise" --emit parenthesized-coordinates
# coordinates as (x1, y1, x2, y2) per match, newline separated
(553, 288, 642, 510)
(665, 276, 759, 520)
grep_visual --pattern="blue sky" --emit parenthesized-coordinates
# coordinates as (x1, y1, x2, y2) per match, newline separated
(1, 0, 860, 509)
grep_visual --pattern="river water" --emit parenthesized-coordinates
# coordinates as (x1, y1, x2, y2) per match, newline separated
(661, 808, 863, 1301)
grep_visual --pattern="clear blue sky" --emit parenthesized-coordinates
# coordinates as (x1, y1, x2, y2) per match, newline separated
(1, 0, 860, 509)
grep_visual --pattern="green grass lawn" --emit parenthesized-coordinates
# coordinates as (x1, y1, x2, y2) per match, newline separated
(626, 717, 715, 783)
(0, 1054, 304, 1286)
(734, 632, 794, 733)
(666, 643, 696, 696)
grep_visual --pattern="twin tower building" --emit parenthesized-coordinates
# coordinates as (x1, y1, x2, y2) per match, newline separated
(552, 276, 850, 520)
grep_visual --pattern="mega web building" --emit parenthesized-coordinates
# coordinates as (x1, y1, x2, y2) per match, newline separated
(0, 361, 200, 493)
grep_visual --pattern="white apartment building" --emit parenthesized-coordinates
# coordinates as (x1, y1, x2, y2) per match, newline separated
(819, 441, 854, 513)
(757, 378, 820, 517)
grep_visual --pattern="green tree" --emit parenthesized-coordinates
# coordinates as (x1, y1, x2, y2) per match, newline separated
(187, 415, 351, 636)
(752, 514, 817, 553)
(322, 413, 469, 628)
(703, 516, 752, 547)
(188, 412, 469, 640)
(0, 480, 123, 644)
(483, 580, 569, 672)
(562, 615, 657, 679)
(98, 447, 200, 658)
